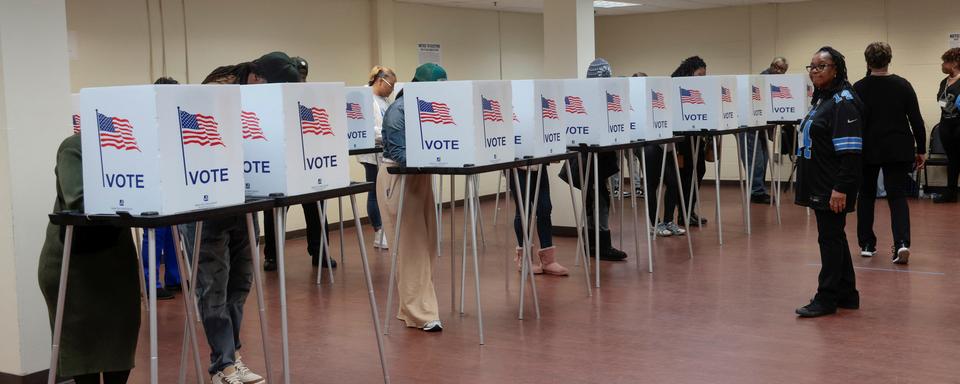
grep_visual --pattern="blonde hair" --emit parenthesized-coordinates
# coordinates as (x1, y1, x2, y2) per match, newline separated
(367, 65, 396, 86)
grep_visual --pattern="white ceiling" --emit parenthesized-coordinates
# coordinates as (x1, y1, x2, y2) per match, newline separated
(398, 0, 810, 15)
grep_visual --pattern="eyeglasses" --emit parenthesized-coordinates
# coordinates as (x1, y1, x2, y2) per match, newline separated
(806, 64, 835, 73)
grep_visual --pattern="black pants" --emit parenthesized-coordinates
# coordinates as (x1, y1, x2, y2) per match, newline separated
(677, 137, 707, 219)
(641, 145, 681, 224)
(263, 202, 329, 262)
(940, 122, 960, 193)
(813, 209, 858, 307)
(74, 370, 131, 384)
(857, 162, 913, 248)
(511, 169, 553, 248)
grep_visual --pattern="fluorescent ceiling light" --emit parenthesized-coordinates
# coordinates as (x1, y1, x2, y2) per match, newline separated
(593, 1, 642, 8)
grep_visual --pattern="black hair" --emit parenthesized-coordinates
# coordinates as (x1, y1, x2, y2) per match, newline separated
(153, 77, 179, 85)
(811, 46, 851, 104)
(201, 62, 259, 85)
(671, 56, 706, 77)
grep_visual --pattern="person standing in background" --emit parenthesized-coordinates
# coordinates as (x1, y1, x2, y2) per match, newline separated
(933, 48, 960, 203)
(853, 42, 925, 264)
(359, 65, 397, 250)
(794, 47, 864, 318)
(743, 57, 790, 204)
(672, 56, 709, 227)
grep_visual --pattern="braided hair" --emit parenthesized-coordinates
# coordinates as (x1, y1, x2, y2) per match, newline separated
(671, 56, 706, 77)
(201, 62, 259, 85)
(811, 46, 851, 105)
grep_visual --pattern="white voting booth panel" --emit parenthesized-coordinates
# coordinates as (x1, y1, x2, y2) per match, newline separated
(719, 76, 739, 130)
(671, 76, 724, 132)
(71, 93, 81, 135)
(403, 80, 514, 167)
(240, 82, 351, 197)
(511, 80, 566, 157)
(345, 86, 377, 150)
(736, 75, 768, 127)
(763, 74, 812, 122)
(80, 85, 244, 215)
(628, 76, 675, 141)
(561, 78, 631, 146)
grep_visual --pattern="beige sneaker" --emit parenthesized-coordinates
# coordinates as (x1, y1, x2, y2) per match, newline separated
(211, 366, 243, 384)
(234, 353, 265, 384)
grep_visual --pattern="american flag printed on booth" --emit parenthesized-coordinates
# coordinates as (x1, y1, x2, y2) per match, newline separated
(680, 88, 705, 105)
(72, 114, 81, 134)
(541, 97, 559, 119)
(179, 109, 226, 146)
(651, 90, 666, 110)
(564, 96, 587, 114)
(417, 99, 456, 125)
(240, 110, 267, 141)
(752, 86, 762, 101)
(481, 97, 504, 122)
(721, 87, 733, 103)
(771, 85, 793, 99)
(299, 104, 335, 136)
(346, 102, 364, 120)
(97, 112, 140, 151)
(606, 92, 623, 112)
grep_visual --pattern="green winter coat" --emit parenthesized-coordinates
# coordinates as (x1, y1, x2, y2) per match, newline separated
(37, 134, 141, 377)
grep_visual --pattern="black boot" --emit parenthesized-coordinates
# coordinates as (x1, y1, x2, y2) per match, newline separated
(263, 257, 277, 272)
(599, 230, 627, 261)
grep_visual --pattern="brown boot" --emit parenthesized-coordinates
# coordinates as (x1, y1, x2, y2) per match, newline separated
(516, 246, 542, 274)
(538, 246, 568, 276)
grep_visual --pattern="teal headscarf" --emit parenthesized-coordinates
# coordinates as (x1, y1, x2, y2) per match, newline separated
(412, 63, 448, 82)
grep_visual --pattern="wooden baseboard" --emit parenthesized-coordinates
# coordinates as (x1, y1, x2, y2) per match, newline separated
(0, 371, 57, 384)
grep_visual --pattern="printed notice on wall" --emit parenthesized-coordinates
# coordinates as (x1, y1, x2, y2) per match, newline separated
(950, 33, 960, 48)
(418, 43, 442, 65)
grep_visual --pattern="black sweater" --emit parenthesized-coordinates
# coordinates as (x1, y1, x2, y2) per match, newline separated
(853, 74, 925, 165)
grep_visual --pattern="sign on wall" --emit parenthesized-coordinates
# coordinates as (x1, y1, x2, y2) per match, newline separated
(418, 43, 442, 65)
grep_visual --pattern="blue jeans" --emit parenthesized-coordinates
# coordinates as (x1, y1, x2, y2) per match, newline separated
(739, 131, 769, 196)
(141, 226, 181, 288)
(179, 216, 253, 374)
(363, 162, 383, 230)
(511, 170, 553, 248)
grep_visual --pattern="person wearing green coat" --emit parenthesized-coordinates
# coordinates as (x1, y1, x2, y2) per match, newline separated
(38, 133, 141, 383)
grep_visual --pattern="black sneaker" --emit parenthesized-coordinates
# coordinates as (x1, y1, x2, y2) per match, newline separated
(893, 244, 910, 265)
(636, 188, 644, 199)
(682, 214, 707, 227)
(933, 192, 957, 203)
(837, 294, 860, 310)
(319, 256, 338, 269)
(165, 284, 182, 292)
(263, 258, 277, 271)
(750, 194, 771, 204)
(859, 245, 876, 257)
(155, 287, 175, 301)
(795, 300, 837, 318)
(599, 248, 628, 261)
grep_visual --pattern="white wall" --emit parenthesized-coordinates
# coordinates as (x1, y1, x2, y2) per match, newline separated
(0, 0, 73, 375)
(597, 0, 955, 182)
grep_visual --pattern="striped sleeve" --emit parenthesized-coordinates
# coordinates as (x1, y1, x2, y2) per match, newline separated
(832, 93, 863, 154)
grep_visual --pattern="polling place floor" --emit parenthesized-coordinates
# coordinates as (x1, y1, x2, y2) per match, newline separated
(128, 185, 958, 383)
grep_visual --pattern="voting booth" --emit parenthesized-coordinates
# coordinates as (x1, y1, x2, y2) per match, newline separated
(627, 77, 674, 141)
(736, 75, 768, 127)
(80, 84, 244, 215)
(71, 93, 81, 135)
(240, 82, 351, 197)
(345, 86, 377, 150)
(561, 78, 631, 146)
(402, 80, 514, 167)
(719, 76, 739, 130)
(511, 80, 566, 158)
(670, 76, 727, 132)
(763, 74, 811, 122)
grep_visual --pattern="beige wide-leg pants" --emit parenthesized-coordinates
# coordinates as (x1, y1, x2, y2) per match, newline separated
(377, 166, 440, 328)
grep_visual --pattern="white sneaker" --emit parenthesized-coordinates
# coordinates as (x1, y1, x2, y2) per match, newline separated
(374, 229, 389, 249)
(211, 366, 244, 384)
(234, 353, 265, 384)
(666, 222, 687, 236)
(653, 223, 673, 237)
(422, 320, 443, 332)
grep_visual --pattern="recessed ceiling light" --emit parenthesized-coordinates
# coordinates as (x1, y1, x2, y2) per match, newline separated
(593, 1, 642, 8)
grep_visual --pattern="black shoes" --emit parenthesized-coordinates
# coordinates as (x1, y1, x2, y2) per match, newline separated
(859, 245, 876, 257)
(587, 230, 628, 261)
(933, 192, 957, 203)
(837, 295, 860, 310)
(795, 300, 837, 318)
(263, 258, 278, 271)
(312, 253, 338, 268)
(166, 284, 182, 292)
(680, 214, 707, 227)
(751, 193, 771, 204)
(155, 287, 175, 301)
